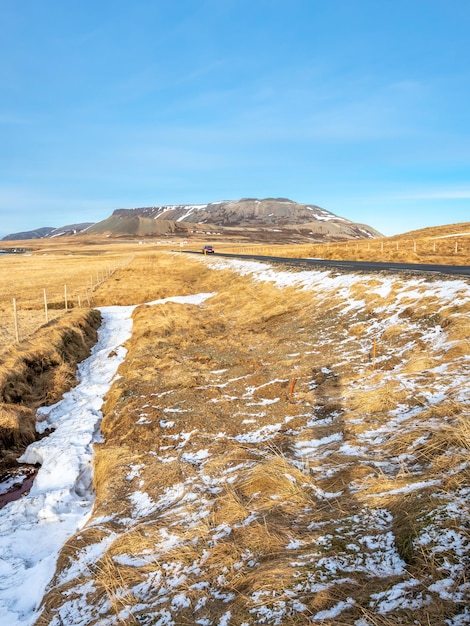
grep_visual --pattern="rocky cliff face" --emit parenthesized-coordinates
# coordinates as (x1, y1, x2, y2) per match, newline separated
(112, 197, 378, 231)
(97, 198, 381, 242)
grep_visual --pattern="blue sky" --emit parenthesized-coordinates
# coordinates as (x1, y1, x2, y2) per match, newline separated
(1, 0, 469, 237)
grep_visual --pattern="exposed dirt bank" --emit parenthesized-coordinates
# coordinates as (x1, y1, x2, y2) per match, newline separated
(0, 309, 101, 473)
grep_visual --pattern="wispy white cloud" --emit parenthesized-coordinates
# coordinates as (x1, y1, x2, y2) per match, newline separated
(392, 188, 470, 200)
(163, 73, 428, 143)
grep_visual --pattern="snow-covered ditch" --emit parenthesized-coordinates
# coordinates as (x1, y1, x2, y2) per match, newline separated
(0, 294, 215, 626)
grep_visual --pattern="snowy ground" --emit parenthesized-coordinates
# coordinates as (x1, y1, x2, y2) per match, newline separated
(0, 258, 469, 625)
(0, 295, 214, 626)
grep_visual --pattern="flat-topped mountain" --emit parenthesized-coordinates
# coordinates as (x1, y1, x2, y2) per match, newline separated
(86, 198, 382, 242)
(112, 198, 342, 225)
(2, 199, 382, 243)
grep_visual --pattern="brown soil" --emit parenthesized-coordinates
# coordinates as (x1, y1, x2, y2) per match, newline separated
(0, 309, 101, 473)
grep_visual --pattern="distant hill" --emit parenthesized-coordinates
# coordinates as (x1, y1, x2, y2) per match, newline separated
(2, 227, 55, 241)
(2, 223, 94, 241)
(2, 199, 382, 243)
(389, 221, 470, 240)
(85, 198, 382, 242)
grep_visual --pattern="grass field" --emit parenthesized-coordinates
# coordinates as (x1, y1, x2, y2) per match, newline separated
(1, 232, 470, 624)
(222, 222, 470, 265)
(3, 227, 469, 348)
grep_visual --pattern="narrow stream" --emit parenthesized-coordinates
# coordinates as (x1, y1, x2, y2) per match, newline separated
(0, 465, 39, 509)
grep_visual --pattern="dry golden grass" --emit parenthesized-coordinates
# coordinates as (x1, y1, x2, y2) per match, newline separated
(0, 309, 101, 405)
(0, 250, 124, 307)
(400, 355, 438, 373)
(0, 309, 100, 470)
(393, 221, 470, 240)
(349, 379, 408, 415)
(380, 323, 410, 343)
(3, 244, 469, 625)
(0, 243, 133, 347)
(2, 218, 468, 346)
(92, 552, 140, 622)
(0, 404, 36, 452)
(92, 444, 136, 511)
(234, 454, 315, 513)
(30, 258, 342, 621)
(381, 407, 469, 472)
(221, 221, 470, 266)
(440, 314, 470, 342)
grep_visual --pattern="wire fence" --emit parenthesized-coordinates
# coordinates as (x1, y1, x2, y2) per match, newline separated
(226, 236, 470, 262)
(1, 256, 133, 347)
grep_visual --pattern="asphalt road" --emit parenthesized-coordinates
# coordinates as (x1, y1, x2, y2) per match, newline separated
(187, 251, 470, 277)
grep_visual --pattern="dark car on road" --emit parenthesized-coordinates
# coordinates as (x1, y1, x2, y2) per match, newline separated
(202, 245, 215, 254)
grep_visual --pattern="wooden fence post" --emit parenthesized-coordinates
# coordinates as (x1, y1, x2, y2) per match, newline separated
(13, 298, 19, 342)
(44, 288, 48, 323)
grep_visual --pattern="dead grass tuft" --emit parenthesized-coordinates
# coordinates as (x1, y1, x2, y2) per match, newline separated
(0, 404, 36, 453)
(350, 378, 407, 414)
(234, 453, 315, 514)
(380, 323, 410, 343)
(211, 489, 250, 527)
(401, 355, 439, 373)
(92, 552, 140, 622)
(442, 340, 470, 360)
(92, 444, 136, 512)
(348, 322, 369, 338)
